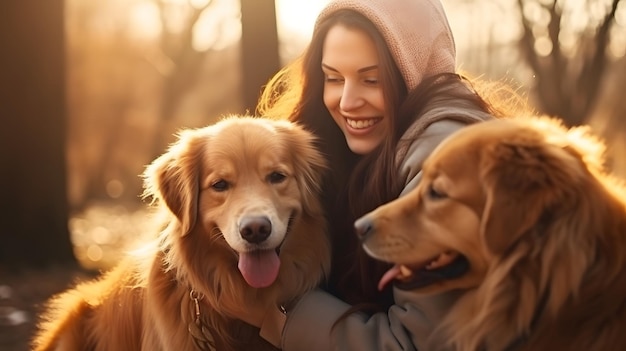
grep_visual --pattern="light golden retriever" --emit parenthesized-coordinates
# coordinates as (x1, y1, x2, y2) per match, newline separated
(32, 115, 330, 351)
(356, 116, 626, 351)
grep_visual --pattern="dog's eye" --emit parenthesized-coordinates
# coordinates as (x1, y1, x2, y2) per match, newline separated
(427, 185, 446, 200)
(211, 180, 229, 192)
(267, 172, 287, 184)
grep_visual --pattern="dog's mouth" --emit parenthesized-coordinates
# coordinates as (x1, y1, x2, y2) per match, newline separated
(378, 251, 469, 291)
(236, 214, 296, 289)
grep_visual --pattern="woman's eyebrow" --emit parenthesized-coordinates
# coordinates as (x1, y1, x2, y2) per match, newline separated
(357, 65, 378, 73)
(321, 63, 339, 72)
(321, 63, 378, 73)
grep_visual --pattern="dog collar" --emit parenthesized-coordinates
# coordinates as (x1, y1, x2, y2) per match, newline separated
(186, 289, 217, 351)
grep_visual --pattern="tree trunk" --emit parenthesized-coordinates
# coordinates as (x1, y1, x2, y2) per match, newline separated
(240, 0, 281, 114)
(0, 1, 77, 268)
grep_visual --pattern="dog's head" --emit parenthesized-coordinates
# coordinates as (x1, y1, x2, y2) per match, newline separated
(355, 116, 613, 295)
(143, 115, 328, 291)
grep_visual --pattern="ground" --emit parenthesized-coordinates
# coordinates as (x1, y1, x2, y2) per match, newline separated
(0, 265, 95, 351)
(0, 202, 147, 351)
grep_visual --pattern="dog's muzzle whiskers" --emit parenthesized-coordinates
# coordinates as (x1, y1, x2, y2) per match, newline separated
(274, 213, 296, 255)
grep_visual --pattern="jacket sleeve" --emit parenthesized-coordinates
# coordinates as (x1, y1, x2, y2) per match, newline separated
(257, 120, 472, 350)
(397, 119, 469, 196)
(278, 288, 463, 351)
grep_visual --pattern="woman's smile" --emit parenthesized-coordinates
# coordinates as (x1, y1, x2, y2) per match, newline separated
(345, 117, 382, 130)
(344, 117, 383, 135)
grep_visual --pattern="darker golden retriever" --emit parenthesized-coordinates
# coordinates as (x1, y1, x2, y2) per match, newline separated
(356, 116, 626, 351)
(32, 115, 330, 351)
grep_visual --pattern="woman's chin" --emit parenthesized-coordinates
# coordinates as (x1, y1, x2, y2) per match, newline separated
(347, 141, 376, 155)
(345, 136, 383, 155)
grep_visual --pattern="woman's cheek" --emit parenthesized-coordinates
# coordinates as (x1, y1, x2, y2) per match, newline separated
(323, 84, 342, 111)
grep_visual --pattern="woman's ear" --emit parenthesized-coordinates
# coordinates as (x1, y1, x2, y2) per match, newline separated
(143, 130, 202, 236)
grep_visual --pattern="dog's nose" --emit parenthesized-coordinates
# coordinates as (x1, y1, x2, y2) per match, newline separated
(239, 216, 272, 244)
(354, 216, 374, 242)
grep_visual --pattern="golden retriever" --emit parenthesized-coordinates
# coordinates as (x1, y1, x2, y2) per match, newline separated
(355, 116, 626, 351)
(32, 115, 331, 351)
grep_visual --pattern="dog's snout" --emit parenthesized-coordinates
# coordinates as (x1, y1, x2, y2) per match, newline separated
(354, 216, 374, 242)
(239, 216, 272, 243)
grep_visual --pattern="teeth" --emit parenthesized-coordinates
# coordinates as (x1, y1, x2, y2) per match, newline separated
(399, 265, 413, 279)
(426, 251, 459, 270)
(346, 118, 378, 129)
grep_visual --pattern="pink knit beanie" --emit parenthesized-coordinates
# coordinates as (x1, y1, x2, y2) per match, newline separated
(315, 0, 456, 91)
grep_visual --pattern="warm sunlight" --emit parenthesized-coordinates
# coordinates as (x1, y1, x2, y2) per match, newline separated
(275, 0, 329, 39)
(275, 0, 330, 59)
(82, 0, 625, 59)
(123, 0, 330, 56)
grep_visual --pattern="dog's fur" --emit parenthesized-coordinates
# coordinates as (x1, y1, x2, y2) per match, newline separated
(356, 116, 626, 351)
(32, 116, 331, 351)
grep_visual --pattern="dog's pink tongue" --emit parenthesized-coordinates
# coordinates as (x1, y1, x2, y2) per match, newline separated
(238, 250, 281, 288)
(378, 265, 402, 291)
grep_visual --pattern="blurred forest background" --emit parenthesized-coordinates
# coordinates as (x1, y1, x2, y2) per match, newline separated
(1, 0, 625, 350)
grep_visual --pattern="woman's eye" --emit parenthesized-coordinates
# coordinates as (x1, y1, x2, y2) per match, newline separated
(267, 172, 287, 184)
(427, 185, 446, 199)
(324, 75, 343, 83)
(211, 180, 229, 192)
(364, 78, 379, 85)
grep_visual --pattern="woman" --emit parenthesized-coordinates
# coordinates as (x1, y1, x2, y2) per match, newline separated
(240, 0, 526, 349)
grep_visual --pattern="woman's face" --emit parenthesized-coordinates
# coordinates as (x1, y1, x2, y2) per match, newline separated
(322, 25, 388, 155)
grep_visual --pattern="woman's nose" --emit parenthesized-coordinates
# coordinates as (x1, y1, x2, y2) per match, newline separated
(339, 82, 365, 111)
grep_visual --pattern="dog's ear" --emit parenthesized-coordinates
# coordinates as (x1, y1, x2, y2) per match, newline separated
(143, 129, 202, 236)
(278, 122, 328, 215)
(480, 139, 582, 255)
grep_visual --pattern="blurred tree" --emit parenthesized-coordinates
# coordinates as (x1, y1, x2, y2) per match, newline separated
(150, 0, 220, 158)
(240, 0, 280, 114)
(147, 0, 280, 156)
(0, 1, 77, 268)
(516, 0, 622, 126)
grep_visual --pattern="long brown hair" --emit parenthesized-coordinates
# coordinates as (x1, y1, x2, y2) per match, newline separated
(257, 10, 525, 311)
